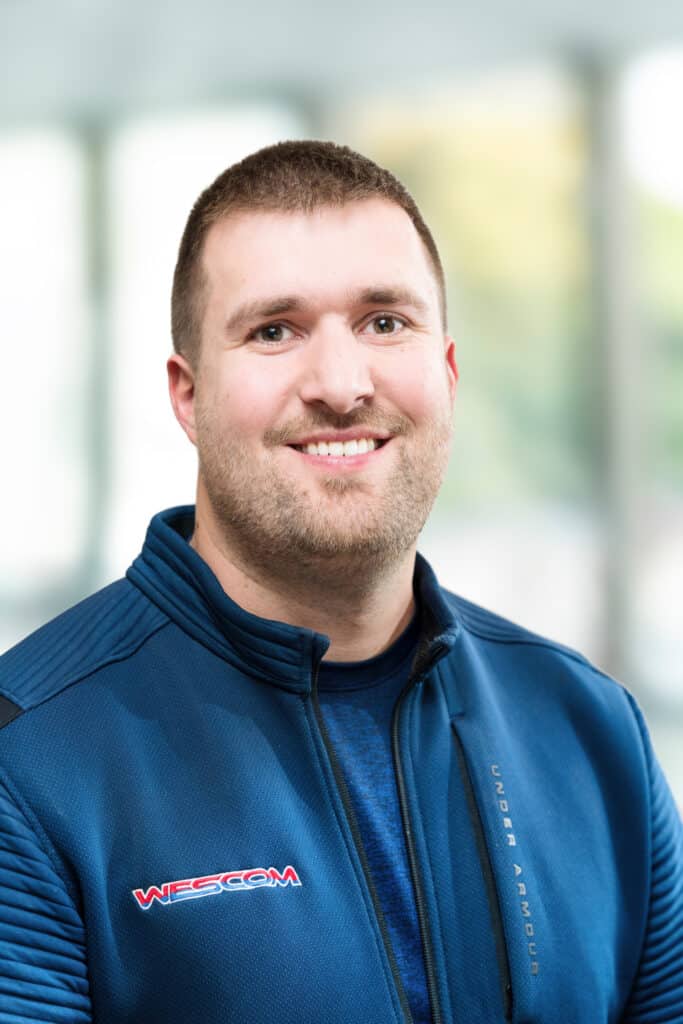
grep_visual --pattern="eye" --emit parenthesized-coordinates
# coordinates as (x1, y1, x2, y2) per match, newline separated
(363, 314, 408, 336)
(248, 322, 295, 345)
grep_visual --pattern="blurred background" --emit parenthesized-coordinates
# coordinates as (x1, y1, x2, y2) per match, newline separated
(1, 3, 682, 798)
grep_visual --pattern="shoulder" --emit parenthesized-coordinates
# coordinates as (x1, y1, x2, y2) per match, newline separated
(0, 578, 169, 717)
(440, 585, 632, 712)
(444, 587, 597, 669)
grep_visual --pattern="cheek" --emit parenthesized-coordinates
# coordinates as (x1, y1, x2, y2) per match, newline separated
(377, 351, 452, 421)
(202, 367, 291, 441)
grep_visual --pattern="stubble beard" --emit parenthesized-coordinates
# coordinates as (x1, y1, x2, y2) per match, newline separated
(195, 406, 453, 595)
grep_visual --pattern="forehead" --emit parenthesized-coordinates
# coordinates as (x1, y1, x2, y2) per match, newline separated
(201, 199, 439, 313)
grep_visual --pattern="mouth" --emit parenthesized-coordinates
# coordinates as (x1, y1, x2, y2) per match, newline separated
(288, 437, 390, 458)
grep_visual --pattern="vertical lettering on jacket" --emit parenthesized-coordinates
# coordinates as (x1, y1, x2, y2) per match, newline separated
(491, 765, 539, 976)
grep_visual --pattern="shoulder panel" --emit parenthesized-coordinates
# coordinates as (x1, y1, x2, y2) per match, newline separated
(444, 587, 594, 667)
(0, 578, 168, 717)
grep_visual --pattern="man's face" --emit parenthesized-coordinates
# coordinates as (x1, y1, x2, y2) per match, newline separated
(174, 198, 457, 584)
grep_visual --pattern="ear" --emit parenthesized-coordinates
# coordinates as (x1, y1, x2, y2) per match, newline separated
(167, 352, 198, 446)
(444, 334, 459, 402)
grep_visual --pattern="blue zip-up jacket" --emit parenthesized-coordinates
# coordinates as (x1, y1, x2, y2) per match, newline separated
(1, 506, 682, 1023)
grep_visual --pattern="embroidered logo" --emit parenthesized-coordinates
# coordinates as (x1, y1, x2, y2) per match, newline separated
(132, 864, 302, 910)
(491, 765, 539, 976)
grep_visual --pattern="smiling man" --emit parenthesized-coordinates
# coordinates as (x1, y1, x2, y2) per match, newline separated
(169, 196, 456, 662)
(1, 141, 682, 1024)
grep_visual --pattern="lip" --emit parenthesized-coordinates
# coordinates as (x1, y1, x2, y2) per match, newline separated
(286, 429, 393, 446)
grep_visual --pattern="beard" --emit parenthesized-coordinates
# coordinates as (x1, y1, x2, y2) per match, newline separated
(194, 403, 453, 593)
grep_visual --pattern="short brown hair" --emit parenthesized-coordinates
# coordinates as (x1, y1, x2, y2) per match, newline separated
(171, 139, 447, 366)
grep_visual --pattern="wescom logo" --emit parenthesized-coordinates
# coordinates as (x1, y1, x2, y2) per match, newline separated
(132, 865, 302, 910)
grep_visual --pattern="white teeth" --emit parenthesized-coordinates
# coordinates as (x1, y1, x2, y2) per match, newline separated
(297, 437, 382, 457)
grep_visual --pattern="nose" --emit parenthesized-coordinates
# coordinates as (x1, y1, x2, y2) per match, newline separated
(297, 324, 375, 414)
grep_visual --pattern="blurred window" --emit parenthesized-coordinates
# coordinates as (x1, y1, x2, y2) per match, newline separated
(623, 52, 683, 708)
(0, 131, 88, 651)
(622, 51, 683, 789)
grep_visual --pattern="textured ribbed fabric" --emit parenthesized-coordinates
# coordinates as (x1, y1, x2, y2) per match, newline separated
(0, 777, 91, 1022)
(622, 695, 683, 1022)
(0, 580, 167, 711)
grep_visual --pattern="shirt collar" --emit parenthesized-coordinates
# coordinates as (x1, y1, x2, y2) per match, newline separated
(127, 505, 460, 693)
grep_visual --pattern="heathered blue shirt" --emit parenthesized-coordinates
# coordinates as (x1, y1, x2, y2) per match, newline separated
(318, 614, 431, 1024)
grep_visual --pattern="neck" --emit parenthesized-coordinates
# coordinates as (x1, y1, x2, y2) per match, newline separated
(190, 496, 417, 662)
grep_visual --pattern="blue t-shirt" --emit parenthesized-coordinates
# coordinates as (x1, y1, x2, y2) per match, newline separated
(318, 615, 430, 1024)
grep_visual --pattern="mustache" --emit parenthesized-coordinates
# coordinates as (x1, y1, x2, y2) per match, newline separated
(264, 410, 410, 447)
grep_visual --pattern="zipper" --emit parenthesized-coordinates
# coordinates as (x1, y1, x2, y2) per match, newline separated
(310, 661, 415, 1024)
(313, 653, 514, 1022)
(392, 677, 443, 1024)
(450, 720, 514, 1021)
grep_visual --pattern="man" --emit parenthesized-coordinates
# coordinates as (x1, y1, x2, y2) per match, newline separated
(0, 140, 681, 1024)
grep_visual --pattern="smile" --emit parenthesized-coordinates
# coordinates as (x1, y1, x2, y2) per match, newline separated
(289, 438, 389, 457)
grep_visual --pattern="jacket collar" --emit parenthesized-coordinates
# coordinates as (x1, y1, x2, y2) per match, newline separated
(127, 505, 460, 694)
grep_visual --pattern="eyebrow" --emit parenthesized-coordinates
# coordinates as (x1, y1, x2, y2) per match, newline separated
(224, 286, 431, 334)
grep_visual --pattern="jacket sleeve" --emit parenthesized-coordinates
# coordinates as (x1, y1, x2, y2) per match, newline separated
(0, 775, 92, 1023)
(622, 695, 683, 1023)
